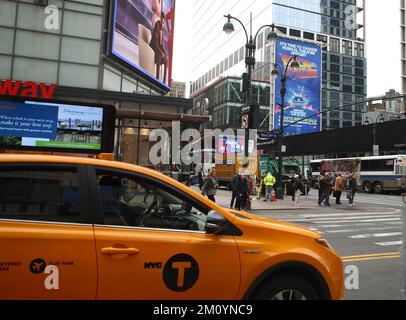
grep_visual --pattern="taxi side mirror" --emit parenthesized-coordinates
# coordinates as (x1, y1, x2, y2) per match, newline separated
(206, 210, 227, 235)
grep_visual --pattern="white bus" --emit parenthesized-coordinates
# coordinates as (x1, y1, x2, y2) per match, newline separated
(309, 155, 406, 194)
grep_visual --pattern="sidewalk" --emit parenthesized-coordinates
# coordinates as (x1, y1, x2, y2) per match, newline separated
(192, 187, 318, 211)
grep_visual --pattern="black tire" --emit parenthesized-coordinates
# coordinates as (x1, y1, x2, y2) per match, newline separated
(373, 182, 384, 194)
(363, 181, 373, 193)
(252, 274, 321, 300)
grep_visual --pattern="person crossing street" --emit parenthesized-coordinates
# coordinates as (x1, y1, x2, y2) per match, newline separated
(263, 172, 276, 202)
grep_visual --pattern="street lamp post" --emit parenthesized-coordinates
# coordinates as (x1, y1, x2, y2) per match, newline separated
(271, 55, 300, 200)
(223, 14, 277, 158)
(364, 114, 385, 156)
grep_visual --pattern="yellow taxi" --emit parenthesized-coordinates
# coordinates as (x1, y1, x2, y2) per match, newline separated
(0, 154, 344, 300)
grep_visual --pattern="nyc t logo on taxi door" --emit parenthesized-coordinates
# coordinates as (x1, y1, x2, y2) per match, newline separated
(163, 254, 199, 292)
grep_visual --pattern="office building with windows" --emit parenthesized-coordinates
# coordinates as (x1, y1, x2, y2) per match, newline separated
(190, 0, 367, 131)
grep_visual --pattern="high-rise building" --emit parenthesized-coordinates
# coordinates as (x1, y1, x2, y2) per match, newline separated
(190, 0, 366, 131)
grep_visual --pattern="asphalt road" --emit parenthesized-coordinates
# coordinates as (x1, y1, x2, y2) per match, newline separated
(251, 191, 405, 300)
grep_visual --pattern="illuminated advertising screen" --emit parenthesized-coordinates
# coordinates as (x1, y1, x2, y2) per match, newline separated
(218, 137, 245, 155)
(274, 38, 322, 136)
(111, 0, 176, 89)
(0, 99, 115, 154)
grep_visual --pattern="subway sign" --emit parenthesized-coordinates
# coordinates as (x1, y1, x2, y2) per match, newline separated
(0, 80, 55, 99)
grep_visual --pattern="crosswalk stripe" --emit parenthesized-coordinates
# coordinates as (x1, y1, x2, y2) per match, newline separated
(350, 232, 402, 239)
(375, 241, 403, 246)
(287, 218, 401, 224)
(297, 215, 399, 221)
(326, 227, 402, 234)
(299, 210, 400, 218)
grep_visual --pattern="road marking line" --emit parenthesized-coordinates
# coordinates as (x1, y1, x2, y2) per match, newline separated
(342, 252, 400, 259)
(301, 215, 400, 221)
(375, 241, 403, 246)
(350, 232, 402, 239)
(342, 255, 400, 262)
(327, 227, 402, 234)
(300, 210, 400, 218)
(287, 218, 401, 224)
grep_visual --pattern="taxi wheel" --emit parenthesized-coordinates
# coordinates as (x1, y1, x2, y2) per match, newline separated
(252, 274, 320, 300)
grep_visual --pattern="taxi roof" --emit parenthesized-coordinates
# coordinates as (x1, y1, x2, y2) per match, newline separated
(0, 154, 166, 180)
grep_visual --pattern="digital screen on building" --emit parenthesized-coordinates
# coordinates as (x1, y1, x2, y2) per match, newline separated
(0, 99, 112, 153)
(218, 137, 245, 154)
(274, 38, 322, 136)
(111, 0, 176, 89)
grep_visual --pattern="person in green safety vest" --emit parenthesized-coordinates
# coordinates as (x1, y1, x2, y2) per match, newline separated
(263, 172, 276, 202)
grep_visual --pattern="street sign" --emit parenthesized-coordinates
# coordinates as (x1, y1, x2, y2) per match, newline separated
(258, 130, 280, 140)
(241, 114, 249, 129)
(241, 104, 259, 115)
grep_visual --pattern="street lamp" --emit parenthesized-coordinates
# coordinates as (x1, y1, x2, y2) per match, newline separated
(271, 55, 300, 199)
(223, 14, 275, 158)
(364, 114, 385, 156)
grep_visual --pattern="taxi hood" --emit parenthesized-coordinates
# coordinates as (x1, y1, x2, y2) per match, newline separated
(228, 209, 320, 239)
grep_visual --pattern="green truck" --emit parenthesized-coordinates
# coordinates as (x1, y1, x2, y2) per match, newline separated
(259, 157, 310, 195)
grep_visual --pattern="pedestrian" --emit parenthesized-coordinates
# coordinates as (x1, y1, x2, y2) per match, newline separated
(318, 173, 332, 207)
(290, 175, 299, 202)
(291, 174, 304, 205)
(197, 169, 204, 190)
(263, 171, 276, 202)
(334, 173, 345, 205)
(235, 175, 249, 211)
(202, 170, 218, 202)
(348, 173, 357, 207)
(230, 173, 239, 209)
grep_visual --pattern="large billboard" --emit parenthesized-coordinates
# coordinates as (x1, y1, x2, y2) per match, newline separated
(111, 0, 176, 89)
(274, 38, 322, 136)
(0, 98, 115, 154)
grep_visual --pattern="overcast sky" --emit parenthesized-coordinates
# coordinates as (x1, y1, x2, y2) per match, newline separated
(172, 0, 402, 97)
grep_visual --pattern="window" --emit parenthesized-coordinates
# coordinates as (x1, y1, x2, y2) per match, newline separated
(96, 171, 209, 231)
(303, 32, 315, 40)
(257, 32, 264, 49)
(0, 167, 81, 223)
(239, 46, 245, 62)
(361, 159, 396, 172)
(289, 29, 301, 37)
(330, 54, 340, 63)
(354, 43, 364, 58)
(330, 37, 340, 53)
(234, 50, 239, 65)
(342, 40, 352, 55)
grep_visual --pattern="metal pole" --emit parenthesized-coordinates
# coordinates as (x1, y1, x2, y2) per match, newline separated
(276, 76, 286, 199)
(401, 192, 406, 300)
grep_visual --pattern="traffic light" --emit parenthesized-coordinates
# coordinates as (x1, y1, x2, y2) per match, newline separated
(242, 72, 251, 93)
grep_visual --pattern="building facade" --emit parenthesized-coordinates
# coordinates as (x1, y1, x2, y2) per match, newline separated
(0, 0, 207, 169)
(190, 0, 367, 131)
(167, 81, 186, 98)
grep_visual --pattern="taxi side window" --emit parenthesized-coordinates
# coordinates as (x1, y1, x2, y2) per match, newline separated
(96, 170, 208, 232)
(0, 168, 81, 223)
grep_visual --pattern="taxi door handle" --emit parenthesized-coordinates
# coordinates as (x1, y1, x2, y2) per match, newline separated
(101, 247, 140, 256)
